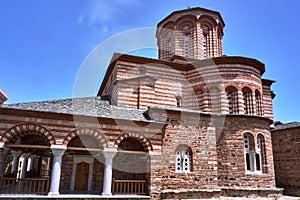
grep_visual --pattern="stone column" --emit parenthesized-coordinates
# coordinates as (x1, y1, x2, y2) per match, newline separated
(20, 153, 31, 178)
(11, 150, 22, 177)
(102, 148, 117, 196)
(0, 142, 8, 177)
(48, 145, 66, 196)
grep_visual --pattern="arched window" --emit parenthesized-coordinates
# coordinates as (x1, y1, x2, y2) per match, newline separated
(176, 96, 182, 107)
(243, 133, 255, 172)
(255, 90, 262, 116)
(184, 34, 190, 57)
(175, 145, 192, 173)
(202, 25, 209, 58)
(242, 87, 253, 115)
(166, 32, 173, 61)
(256, 134, 266, 173)
(244, 133, 266, 174)
(226, 86, 239, 114)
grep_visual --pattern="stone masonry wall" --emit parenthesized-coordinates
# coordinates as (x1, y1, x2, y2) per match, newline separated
(272, 127, 300, 196)
(216, 115, 276, 191)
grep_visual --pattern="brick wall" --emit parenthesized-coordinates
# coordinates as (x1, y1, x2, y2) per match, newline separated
(272, 127, 300, 196)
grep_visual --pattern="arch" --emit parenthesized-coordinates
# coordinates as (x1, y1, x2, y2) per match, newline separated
(243, 132, 255, 172)
(175, 14, 197, 30)
(242, 87, 253, 115)
(0, 122, 56, 145)
(255, 89, 263, 116)
(225, 86, 239, 114)
(256, 133, 266, 173)
(162, 21, 175, 31)
(63, 128, 108, 148)
(198, 15, 218, 27)
(114, 133, 153, 151)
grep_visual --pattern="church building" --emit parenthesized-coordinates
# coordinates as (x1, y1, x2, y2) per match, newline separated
(0, 6, 292, 199)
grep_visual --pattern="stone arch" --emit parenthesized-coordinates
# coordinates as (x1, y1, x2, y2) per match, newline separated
(114, 133, 153, 151)
(0, 122, 56, 145)
(62, 128, 108, 148)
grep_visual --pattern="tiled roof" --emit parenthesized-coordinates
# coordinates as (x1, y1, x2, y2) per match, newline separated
(273, 121, 300, 131)
(0, 96, 158, 123)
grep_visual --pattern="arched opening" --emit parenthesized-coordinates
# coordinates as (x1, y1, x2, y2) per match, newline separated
(226, 86, 239, 114)
(256, 134, 267, 173)
(113, 137, 149, 195)
(242, 87, 253, 115)
(243, 133, 255, 173)
(0, 123, 55, 195)
(2, 129, 53, 179)
(63, 132, 106, 194)
(255, 90, 263, 116)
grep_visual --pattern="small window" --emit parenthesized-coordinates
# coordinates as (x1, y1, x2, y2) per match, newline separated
(202, 25, 209, 58)
(242, 88, 253, 115)
(176, 96, 182, 107)
(184, 35, 189, 57)
(226, 87, 238, 114)
(175, 145, 192, 173)
(255, 90, 262, 116)
(244, 134, 255, 172)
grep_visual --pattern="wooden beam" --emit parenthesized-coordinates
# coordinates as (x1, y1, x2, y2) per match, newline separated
(5, 144, 148, 155)
(67, 147, 102, 152)
(5, 144, 50, 149)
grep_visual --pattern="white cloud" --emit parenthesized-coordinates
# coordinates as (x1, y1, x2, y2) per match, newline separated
(84, 0, 141, 26)
(78, 15, 83, 24)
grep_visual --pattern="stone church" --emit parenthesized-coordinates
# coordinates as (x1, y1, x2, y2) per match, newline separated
(0, 6, 298, 199)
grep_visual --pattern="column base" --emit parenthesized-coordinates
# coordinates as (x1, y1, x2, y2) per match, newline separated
(101, 192, 113, 196)
(48, 192, 60, 196)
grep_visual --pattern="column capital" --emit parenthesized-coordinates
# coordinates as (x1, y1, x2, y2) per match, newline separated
(50, 145, 67, 156)
(102, 148, 117, 159)
(21, 153, 31, 159)
(11, 150, 22, 157)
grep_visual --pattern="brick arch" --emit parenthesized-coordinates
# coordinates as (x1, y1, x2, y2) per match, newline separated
(62, 128, 108, 148)
(114, 133, 153, 152)
(198, 15, 218, 27)
(172, 142, 194, 153)
(175, 14, 197, 29)
(0, 122, 56, 145)
(224, 83, 239, 90)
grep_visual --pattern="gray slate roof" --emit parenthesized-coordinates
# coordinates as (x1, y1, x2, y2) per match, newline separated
(0, 96, 156, 123)
(273, 121, 300, 130)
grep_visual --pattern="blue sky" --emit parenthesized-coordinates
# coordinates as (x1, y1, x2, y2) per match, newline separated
(0, 0, 299, 123)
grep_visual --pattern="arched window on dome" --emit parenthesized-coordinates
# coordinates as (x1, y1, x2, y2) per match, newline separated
(255, 90, 262, 116)
(166, 31, 173, 61)
(184, 34, 190, 57)
(226, 86, 239, 114)
(175, 145, 192, 173)
(242, 87, 253, 115)
(202, 25, 209, 58)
